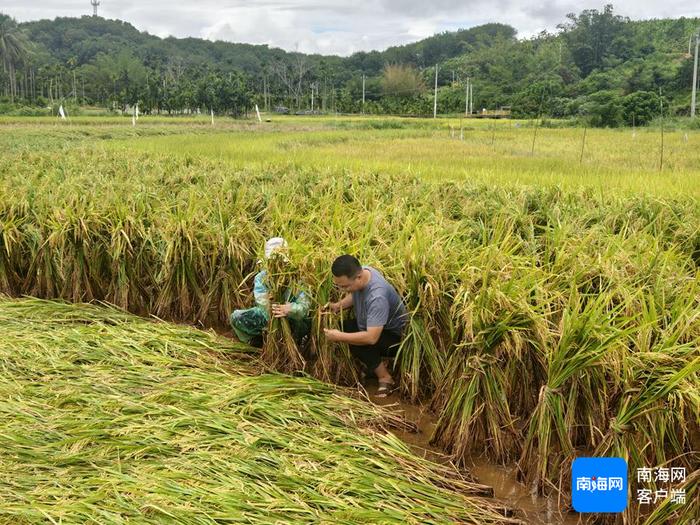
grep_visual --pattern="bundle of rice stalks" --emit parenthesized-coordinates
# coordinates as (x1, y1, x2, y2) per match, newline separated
(198, 194, 261, 323)
(431, 251, 548, 465)
(386, 217, 463, 402)
(397, 314, 441, 401)
(104, 201, 153, 314)
(0, 296, 522, 525)
(518, 289, 629, 493)
(54, 207, 107, 303)
(261, 252, 306, 373)
(153, 205, 209, 321)
(309, 278, 358, 385)
(592, 288, 700, 524)
(0, 203, 25, 295)
(641, 469, 698, 525)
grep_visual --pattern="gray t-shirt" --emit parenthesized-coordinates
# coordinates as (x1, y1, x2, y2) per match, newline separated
(352, 266, 407, 335)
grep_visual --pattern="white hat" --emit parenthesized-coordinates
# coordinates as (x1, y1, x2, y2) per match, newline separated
(264, 237, 288, 259)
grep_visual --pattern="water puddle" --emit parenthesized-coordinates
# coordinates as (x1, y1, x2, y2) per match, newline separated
(367, 384, 582, 525)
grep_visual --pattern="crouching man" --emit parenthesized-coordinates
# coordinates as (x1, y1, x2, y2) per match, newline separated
(324, 255, 407, 398)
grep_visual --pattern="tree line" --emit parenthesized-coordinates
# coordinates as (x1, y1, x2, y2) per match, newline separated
(1, 5, 698, 125)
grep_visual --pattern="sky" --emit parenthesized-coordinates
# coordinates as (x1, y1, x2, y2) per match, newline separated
(2, 1, 699, 56)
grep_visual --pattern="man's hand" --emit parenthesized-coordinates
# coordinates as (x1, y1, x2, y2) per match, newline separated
(323, 328, 343, 342)
(271, 303, 292, 318)
(323, 302, 342, 314)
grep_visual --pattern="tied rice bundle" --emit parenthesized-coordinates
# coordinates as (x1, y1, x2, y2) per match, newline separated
(261, 252, 305, 373)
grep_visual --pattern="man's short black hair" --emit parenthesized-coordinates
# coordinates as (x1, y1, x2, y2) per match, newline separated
(332, 255, 362, 278)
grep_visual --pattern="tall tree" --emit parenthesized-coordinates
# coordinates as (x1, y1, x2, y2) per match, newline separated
(0, 14, 31, 102)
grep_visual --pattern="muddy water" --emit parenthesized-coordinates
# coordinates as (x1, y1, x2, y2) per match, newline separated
(367, 384, 582, 525)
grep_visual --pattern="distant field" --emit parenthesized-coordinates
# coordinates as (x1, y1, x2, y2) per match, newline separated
(2, 114, 698, 197)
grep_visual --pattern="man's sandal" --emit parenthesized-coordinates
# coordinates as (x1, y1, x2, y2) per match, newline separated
(375, 381, 396, 398)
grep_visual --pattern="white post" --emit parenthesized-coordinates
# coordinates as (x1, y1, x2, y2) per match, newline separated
(362, 74, 365, 114)
(465, 78, 469, 116)
(311, 86, 314, 112)
(255, 104, 262, 122)
(469, 82, 473, 115)
(691, 31, 699, 118)
(211, 108, 214, 126)
(433, 64, 438, 119)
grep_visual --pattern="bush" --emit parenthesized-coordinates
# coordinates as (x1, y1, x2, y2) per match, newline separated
(622, 91, 663, 126)
(579, 90, 623, 127)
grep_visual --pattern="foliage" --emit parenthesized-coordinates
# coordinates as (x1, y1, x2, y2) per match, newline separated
(622, 90, 664, 125)
(381, 64, 426, 98)
(0, 8, 698, 124)
(579, 89, 624, 127)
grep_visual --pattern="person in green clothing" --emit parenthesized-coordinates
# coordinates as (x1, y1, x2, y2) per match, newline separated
(229, 237, 311, 348)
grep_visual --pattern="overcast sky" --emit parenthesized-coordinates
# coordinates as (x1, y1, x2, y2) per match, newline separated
(2, 1, 699, 56)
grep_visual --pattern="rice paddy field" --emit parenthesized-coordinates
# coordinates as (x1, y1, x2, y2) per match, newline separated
(0, 114, 699, 524)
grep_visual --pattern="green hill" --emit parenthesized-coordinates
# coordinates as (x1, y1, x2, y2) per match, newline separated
(1, 6, 699, 123)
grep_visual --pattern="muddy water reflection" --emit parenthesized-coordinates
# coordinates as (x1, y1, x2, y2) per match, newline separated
(370, 387, 582, 525)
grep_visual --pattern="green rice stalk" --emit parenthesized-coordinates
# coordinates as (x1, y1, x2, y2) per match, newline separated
(261, 252, 306, 373)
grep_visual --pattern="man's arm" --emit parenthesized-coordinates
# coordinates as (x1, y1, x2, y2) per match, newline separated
(329, 293, 353, 313)
(325, 325, 383, 345)
(253, 272, 269, 308)
(287, 290, 311, 320)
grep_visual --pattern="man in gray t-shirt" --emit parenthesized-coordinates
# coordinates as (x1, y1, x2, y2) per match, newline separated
(324, 255, 407, 397)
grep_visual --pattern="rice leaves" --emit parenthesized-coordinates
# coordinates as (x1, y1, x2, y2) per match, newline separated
(0, 296, 520, 525)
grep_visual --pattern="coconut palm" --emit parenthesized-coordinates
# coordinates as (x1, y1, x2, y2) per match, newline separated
(0, 14, 31, 102)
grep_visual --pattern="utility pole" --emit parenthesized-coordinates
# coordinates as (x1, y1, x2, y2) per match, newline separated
(433, 64, 438, 119)
(469, 80, 474, 115)
(691, 29, 699, 118)
(362, 74, 365, 114)
(465, 77, 469, 116)
(91, 0, 100, 17)
(471, 79, 474, 114)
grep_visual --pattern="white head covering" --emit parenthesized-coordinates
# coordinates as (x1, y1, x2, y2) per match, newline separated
(264, 237, 288, 259)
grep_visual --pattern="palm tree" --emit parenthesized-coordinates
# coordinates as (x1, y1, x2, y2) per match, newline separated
(0, 14, 31, 102)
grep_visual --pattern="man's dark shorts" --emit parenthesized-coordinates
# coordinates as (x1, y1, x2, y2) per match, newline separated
(343, 318, 402, 372)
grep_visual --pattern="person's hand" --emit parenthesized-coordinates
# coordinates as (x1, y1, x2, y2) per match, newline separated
(271, 303, 292, 318)
(324, 302, 342, 314)
(323, 328, 343, 342)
